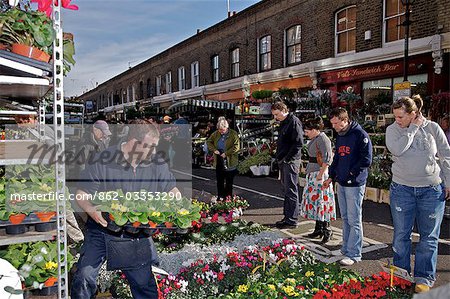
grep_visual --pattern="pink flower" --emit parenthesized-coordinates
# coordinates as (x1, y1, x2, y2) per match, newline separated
(31, 0, 79, 18)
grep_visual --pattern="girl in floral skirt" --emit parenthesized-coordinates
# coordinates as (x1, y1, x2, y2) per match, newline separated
(300, 117, 336, 244)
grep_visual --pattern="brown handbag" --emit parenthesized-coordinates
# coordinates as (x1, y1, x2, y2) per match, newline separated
(316, 142, 323, 166)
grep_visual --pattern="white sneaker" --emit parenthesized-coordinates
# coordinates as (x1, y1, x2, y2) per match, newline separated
(339, 257, 355, 266)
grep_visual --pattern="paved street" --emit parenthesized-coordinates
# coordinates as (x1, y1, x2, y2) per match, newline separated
(187, 167, 450, 288)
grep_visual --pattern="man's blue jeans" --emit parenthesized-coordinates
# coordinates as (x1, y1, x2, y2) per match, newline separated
(390, 182, 445, 287)
(71, 221, 159, 299)
(337, 184, 365, 261)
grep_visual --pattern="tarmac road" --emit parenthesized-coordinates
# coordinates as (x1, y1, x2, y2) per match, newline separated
(186, 167, 450, 288)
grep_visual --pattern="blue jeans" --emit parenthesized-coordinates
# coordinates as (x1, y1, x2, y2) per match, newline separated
(337, 184, 365, 261)
(279, 160, 301, 225)
(390, 182, 445, 287)
(71, 221, 159, 299)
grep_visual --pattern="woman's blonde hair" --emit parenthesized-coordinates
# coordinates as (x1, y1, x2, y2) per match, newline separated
(217, 116, 229, 129)
(392, 96, 422, 114)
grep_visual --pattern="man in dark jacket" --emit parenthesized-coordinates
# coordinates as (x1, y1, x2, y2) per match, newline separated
(272, 101, 304, 228)
(323, 107, 372, 266)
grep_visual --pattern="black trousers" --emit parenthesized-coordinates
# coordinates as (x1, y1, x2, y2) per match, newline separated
(278, 160, 301, 224)
(216, 168, 237, 199)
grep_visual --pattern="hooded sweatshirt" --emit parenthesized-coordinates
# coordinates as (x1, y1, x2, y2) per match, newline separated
(386, 119, 450, 188)
(329, 121, 372, 187)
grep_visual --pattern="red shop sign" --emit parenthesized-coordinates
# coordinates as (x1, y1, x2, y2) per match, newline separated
(321, 62, 402, 84)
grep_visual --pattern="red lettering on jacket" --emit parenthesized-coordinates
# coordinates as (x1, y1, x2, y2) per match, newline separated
(338, 146, 351, 156)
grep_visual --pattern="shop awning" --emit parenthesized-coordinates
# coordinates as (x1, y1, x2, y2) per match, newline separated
(168, 98, 235, 112)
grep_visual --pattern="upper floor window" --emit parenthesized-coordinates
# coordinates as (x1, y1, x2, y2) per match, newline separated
(212, 55, 219, 83)
(146, 78, 152, 98)
(384, 0, 406, 43)
(178, 67, 186, 91)
(156, 75, 162, 95)
(165, 71, 172, 93)
(191, 61, 199, 88)
(286, 25, 302, 64)
(139, 81, 144, 99)
(259, 35, 271, 71)
(230, 48, 239, 78)
(336, 6, 356, 54)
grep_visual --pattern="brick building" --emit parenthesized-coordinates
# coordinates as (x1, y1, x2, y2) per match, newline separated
(78, 0, 450, 120)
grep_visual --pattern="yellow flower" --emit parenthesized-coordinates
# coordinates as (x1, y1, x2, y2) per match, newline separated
(151, 211, 161, 217)
(44, 261, 58, 270)
(267, 284, 276, 291)
(282, 285, 297, 296)
(119, 205, 128, 213)
(237, 285, 248, 293)
(285, 278, 296, 284)
(312, 288, 319, 292)
(39, 184, 52, 192)
(177, 208, 189, 216)
(111, 202, 119, 210)
(305, 271, 314, 277)
(324, 268, 329, 272)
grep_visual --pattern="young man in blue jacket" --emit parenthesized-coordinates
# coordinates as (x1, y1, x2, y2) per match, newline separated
(323, 107, 372, 266)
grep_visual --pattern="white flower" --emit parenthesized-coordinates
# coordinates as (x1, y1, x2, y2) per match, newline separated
(9, 0, 20, 6)
(33, 255, 44, 263)
(269, 253, 277, 261)
(210, 196, 217, 204)
(21, 264, 32, 273)
(40, 247, 48, 255)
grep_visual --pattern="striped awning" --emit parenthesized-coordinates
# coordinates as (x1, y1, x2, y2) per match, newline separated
(168, 98, 235, 112)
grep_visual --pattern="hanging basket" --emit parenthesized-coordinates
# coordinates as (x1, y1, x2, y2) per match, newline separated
(11, 43, 50, 63)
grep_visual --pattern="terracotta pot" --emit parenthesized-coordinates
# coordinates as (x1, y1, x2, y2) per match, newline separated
(11, 43, 51, 63)
(164, 222, 173, 228)
(35, 211, 56, 222)
(0, 44, 8, 51)
(9, 213, 26, 225)
(44, 277, 57, 287)
(109, 214, 115, 221)
(148, 221, 158, 228)
(132, 221, 140, 228)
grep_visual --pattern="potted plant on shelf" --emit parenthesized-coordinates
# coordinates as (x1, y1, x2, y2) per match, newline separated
(0, 8, 54, 62)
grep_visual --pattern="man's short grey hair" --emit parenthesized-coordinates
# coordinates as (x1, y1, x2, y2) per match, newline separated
(217, 117, 229, 129)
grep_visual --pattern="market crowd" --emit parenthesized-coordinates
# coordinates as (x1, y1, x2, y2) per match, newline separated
(44, 96, 449, 298)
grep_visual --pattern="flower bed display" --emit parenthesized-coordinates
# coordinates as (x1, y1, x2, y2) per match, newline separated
(196, 195, 250, 223)
(0, 241, 74, 290)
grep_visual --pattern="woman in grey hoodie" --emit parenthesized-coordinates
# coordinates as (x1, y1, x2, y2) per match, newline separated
(386, 96, 450, 294)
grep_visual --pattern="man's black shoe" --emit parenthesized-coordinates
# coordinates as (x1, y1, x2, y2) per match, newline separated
(275, 220, 298, 229)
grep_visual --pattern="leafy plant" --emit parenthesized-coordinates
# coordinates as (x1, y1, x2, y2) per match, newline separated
(0, 8, 54, 53)
(251, 90, 273, 100)
(237, 150, 271, 174)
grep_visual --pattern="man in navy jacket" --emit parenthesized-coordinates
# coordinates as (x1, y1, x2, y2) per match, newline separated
(323, 107, 372, 266)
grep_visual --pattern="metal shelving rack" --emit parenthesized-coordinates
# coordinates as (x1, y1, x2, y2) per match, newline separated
(0, 3, 68, 298)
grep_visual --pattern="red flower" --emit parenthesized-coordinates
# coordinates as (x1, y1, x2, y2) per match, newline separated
(210, 213, 219, 223)
(217, 272, 224, 281)
(31, 0, 79, 18)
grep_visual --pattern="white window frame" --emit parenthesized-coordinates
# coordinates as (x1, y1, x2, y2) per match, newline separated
(156, 75, 162, 95)
(178, 67, 185, 91)
(383, 0, 405, 46)
(212, 55, 219, 83)
(231, 48, 240, 78)
(191, 61, 199, 88)
(286, 25, 302, 65)
(165, 71, 172, 93)
(335, 5, 356, 56)
(258, 35, 271, 72)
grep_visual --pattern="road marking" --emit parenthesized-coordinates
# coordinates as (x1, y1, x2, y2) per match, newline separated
(172, 169, 210, 181)
(375, 223, 450, 245)
(177, 170, 284, 201)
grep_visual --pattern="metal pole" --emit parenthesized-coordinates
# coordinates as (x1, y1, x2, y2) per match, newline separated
(403, 0, 411, 82)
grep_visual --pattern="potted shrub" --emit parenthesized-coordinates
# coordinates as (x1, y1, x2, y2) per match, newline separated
(0, 8, 54, 62)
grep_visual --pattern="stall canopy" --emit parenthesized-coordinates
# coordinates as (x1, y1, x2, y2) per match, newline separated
(168, 98, 235, 112)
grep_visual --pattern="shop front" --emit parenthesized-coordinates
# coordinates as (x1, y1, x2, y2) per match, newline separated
(318, 54, 446, 112)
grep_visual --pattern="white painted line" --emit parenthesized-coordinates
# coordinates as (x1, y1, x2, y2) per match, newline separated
(172, 169, 210, 181)
(233, 185, 284, 201)
(375, 223, 450, 245)
(177, 170, 285, 201)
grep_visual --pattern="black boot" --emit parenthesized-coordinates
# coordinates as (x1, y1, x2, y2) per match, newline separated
(306, 221, 323, 238)
(321, 221, 333, 244)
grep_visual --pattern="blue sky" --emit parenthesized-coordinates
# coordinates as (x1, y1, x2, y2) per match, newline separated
(62, 0, 261, 97)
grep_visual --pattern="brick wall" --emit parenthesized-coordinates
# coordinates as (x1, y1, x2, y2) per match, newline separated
(80, 0, 449, 107)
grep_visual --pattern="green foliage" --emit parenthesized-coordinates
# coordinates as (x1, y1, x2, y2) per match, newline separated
(0, 8, 55, 54)
(237, 150, 271, 174)
(251, 90, 273, 100)
(367, 155, 392, 190)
